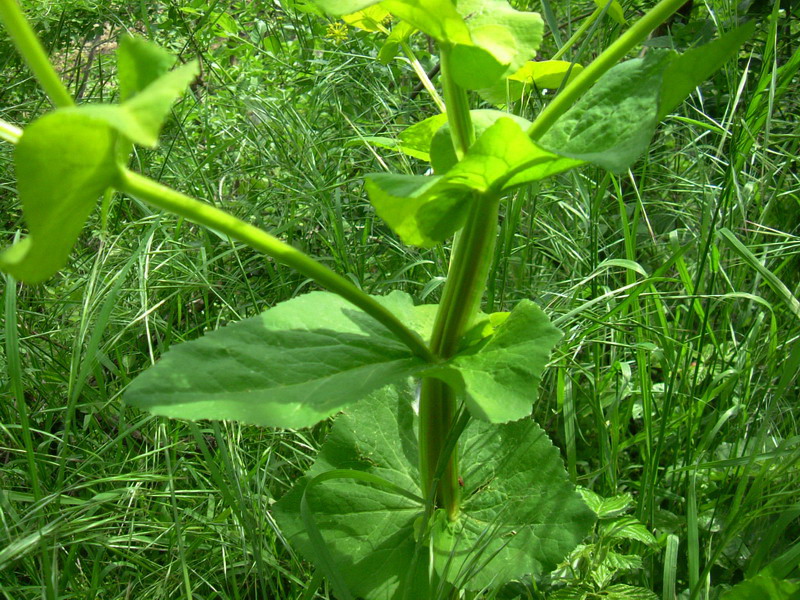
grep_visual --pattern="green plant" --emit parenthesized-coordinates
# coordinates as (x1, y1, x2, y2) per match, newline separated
(0, 0, 754, 597)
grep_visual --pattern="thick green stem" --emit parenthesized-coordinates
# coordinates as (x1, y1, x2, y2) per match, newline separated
(440, 45, 473, 158)
(115, 168, 435, 362)
(420, 194, 500, 517)
(0, 0, 74, 108)
(528, 0, 689, 140)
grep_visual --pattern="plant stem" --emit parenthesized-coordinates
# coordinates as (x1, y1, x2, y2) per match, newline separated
(0, 0, 74, 108)
(439, 44, 473, 158)
(527, 0, 689, 140)
(400, 41, 446, 113)
(0, 118, 22, 144)
(115, 168, 435, 362)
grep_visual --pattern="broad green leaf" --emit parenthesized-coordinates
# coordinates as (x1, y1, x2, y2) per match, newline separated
(449, 0, 544, 89)
(594, 0, 626, 25)
(117, 35, 177, 101)
(366, 173, 475, 247)
(540, 50, 675, 172)
(720, 574, 800, 600)
(0, 111, 118, 283)
(432, 415, 595, 589)
(396, 112, 449, 161)
(382, 0, 470, 44)
(124, 291, 436, 429)
(274, 383, 593, 598)
(428, 299, 563, 422)
(550, 584, 658, 600)
(74, 59, 198, 148)
(431, 114, 582, 186)
(313, 0, 381, 16)
(478, 60, 584, 105)
(429, 109, 532, 174)
(658, 22, 756, 120)
(343, 5, 391, 31)
(369, 117, 581, 247)
(378, 21, 416, 64)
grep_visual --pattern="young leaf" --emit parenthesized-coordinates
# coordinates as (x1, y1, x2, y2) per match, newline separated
(124, 291, 436, 429)
(274, 382, 593, 597)
(368, 118, 580, 247)
(540, 50, 675, 172)
(427, 300, 563, 423)
(366, 174, 475, 247)
(594, 0, 626, 25)
(117, 35, 177, 101)
(432, 415, 595, 589)
(74, 59, 198, 148)
(449, 0, 544, 89)
(477, 60, 584, 106)
(378, 21, 416, 64)
(342, 5, 391, 31)
(0, 111, 119, 283)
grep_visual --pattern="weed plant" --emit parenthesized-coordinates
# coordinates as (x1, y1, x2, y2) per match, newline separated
(0, 1, 799, 599)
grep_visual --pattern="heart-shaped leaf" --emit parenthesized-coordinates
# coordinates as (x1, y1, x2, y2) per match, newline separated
(0, 111, 119, 283)
(274, 383, 593, 597)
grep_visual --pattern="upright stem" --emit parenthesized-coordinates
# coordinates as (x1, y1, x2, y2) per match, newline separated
(0, 0, 74, 108)
(552, 6, 602, 60)
(115, 169, 436, 363)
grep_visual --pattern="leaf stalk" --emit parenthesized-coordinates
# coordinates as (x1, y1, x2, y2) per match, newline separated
(115, 168, 436, 363)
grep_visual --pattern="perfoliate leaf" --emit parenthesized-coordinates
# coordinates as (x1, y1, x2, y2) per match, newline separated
(428, 299, 563, 422)
(378, 21, 416, 64)
(274, 383, 593, 598)
(124, 291, 436, 429)
(540, 50, 675, 172)
(594, 0, 627, 25)
(478, 60, 584, 106)
(75, 59, 198, 148)
(658, 22, 755, 120)
(117, 36, 177, 101)
(396, 112, 449, 161)
(342, 5, 391, 31)
(449, 0, 544, 89)
(369, 117, 580, 247)
(0, 111, 119, 283)
(429, 109, 532, 174)
(366, 173, 475, 247)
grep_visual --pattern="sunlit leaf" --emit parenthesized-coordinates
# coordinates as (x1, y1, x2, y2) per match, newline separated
(342, 5, 391, 31)
(594, 0, 626, 25)
(428, 300, 563, 422)
(125, 291, 437, 428)
(0, 112, 118, 283)
(478, 60, 584, 105)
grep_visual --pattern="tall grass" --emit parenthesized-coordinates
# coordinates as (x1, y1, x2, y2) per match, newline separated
(1, 1, 798, 598)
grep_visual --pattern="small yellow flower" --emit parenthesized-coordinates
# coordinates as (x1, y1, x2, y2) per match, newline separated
(325, 22, 349, 43)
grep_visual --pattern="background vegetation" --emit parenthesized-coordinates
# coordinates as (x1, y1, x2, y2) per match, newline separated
(1, 0, 798, 598)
